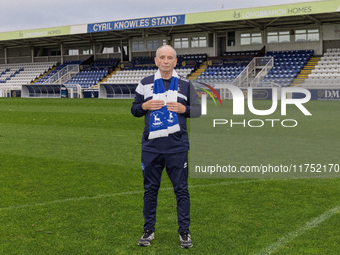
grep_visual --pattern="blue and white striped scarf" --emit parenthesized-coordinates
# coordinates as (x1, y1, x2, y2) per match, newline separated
(148, 69, 180, 140)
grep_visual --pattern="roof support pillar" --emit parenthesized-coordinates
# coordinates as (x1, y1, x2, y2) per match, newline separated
(93, 42, 97, 60)
(31, 47, 34, 63)
(60, 44, 64, 64)
(128, 39, 132, 61)
(4, 47, 7, 64)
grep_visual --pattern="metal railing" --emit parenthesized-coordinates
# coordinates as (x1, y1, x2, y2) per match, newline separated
(44, 64, 79, 84)
(250, 57, 274, 87)
(232, 59, 255, 88)
(233, 57, 274, 88)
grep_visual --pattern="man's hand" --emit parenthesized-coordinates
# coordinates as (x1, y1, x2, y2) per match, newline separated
(167, 102, 186, 114)
(142, 100, 165, 111)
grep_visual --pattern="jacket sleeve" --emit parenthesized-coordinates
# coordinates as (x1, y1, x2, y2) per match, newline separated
(131, 84, 147, 117)
(183, 82, 201, 118)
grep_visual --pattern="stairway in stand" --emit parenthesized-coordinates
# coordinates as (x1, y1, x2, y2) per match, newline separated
(188, 61, 207, 82)
(95, 67, 121, 88)
(290, 56, 321, 87)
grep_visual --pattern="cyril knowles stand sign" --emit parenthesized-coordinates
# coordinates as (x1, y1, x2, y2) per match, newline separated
(88, 15, 185, 33)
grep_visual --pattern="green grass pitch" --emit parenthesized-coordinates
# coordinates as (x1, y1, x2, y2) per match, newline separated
(0, 98, 339, 254)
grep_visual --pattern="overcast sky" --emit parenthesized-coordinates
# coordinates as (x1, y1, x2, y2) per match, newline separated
(0, 0, 318, 33)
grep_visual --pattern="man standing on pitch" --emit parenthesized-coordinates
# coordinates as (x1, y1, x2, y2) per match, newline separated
(131, 45, 201, 248)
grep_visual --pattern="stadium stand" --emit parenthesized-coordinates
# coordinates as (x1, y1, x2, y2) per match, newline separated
(1, 1, 340, 99)
(193, 50, 261, 84)
(35, 60, 83, 84)
(65, 69, 109, 88)
(0, 62, 56, 87)
(88, 58, 119, 70)
(62, 58, 119, 88)
(104, 68, 193, 85)
(303, 48, 340, 87)
(192, 49, 317, 88)
(99, 54, 200, 98)
(103, 54, 198, 85)
(195, 65, 245, 84)
(262, 50, 314, 87)
(34, 58, 119, 89)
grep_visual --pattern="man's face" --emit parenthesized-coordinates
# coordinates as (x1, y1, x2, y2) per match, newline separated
(154, 47, 177, 73)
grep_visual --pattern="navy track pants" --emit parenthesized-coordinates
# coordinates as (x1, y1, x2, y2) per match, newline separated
(141, 150, 190, 234)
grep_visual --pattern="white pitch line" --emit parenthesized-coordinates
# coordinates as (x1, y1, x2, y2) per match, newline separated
(256, 205, 340, 255)
(0, 179, 268, 211)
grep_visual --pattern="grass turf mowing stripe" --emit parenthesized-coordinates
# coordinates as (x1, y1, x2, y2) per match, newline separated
(256, 205, 340, 255)
(0, 179, 269, 211)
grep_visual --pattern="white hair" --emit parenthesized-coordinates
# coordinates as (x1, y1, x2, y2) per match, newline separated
(155, 45, 177, 59)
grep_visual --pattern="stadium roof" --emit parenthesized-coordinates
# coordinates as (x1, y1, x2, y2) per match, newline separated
(1, 0, 340, 48)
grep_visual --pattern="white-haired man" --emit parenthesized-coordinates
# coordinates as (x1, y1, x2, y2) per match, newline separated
(131, 45, 201, 248)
